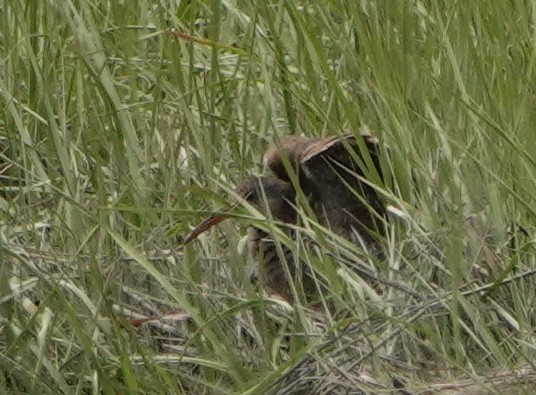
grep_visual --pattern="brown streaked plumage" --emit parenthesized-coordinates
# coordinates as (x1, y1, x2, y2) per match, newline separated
(184, 131, 386, 301)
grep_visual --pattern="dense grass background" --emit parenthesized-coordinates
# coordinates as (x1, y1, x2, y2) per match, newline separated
(1, 0, 535, 393)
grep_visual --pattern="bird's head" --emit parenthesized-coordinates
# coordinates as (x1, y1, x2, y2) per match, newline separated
(184, 176, 296, 244)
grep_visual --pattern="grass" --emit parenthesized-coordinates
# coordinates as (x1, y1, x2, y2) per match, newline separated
(1, 0, 535, 393)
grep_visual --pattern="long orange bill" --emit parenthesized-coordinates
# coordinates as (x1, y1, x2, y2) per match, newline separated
(183, 214, 229, 244)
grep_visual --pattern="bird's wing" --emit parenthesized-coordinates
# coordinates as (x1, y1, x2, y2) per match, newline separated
(299, 132, 382, 180)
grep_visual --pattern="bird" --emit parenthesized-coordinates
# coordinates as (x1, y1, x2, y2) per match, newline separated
(184, 131, 386, 301)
